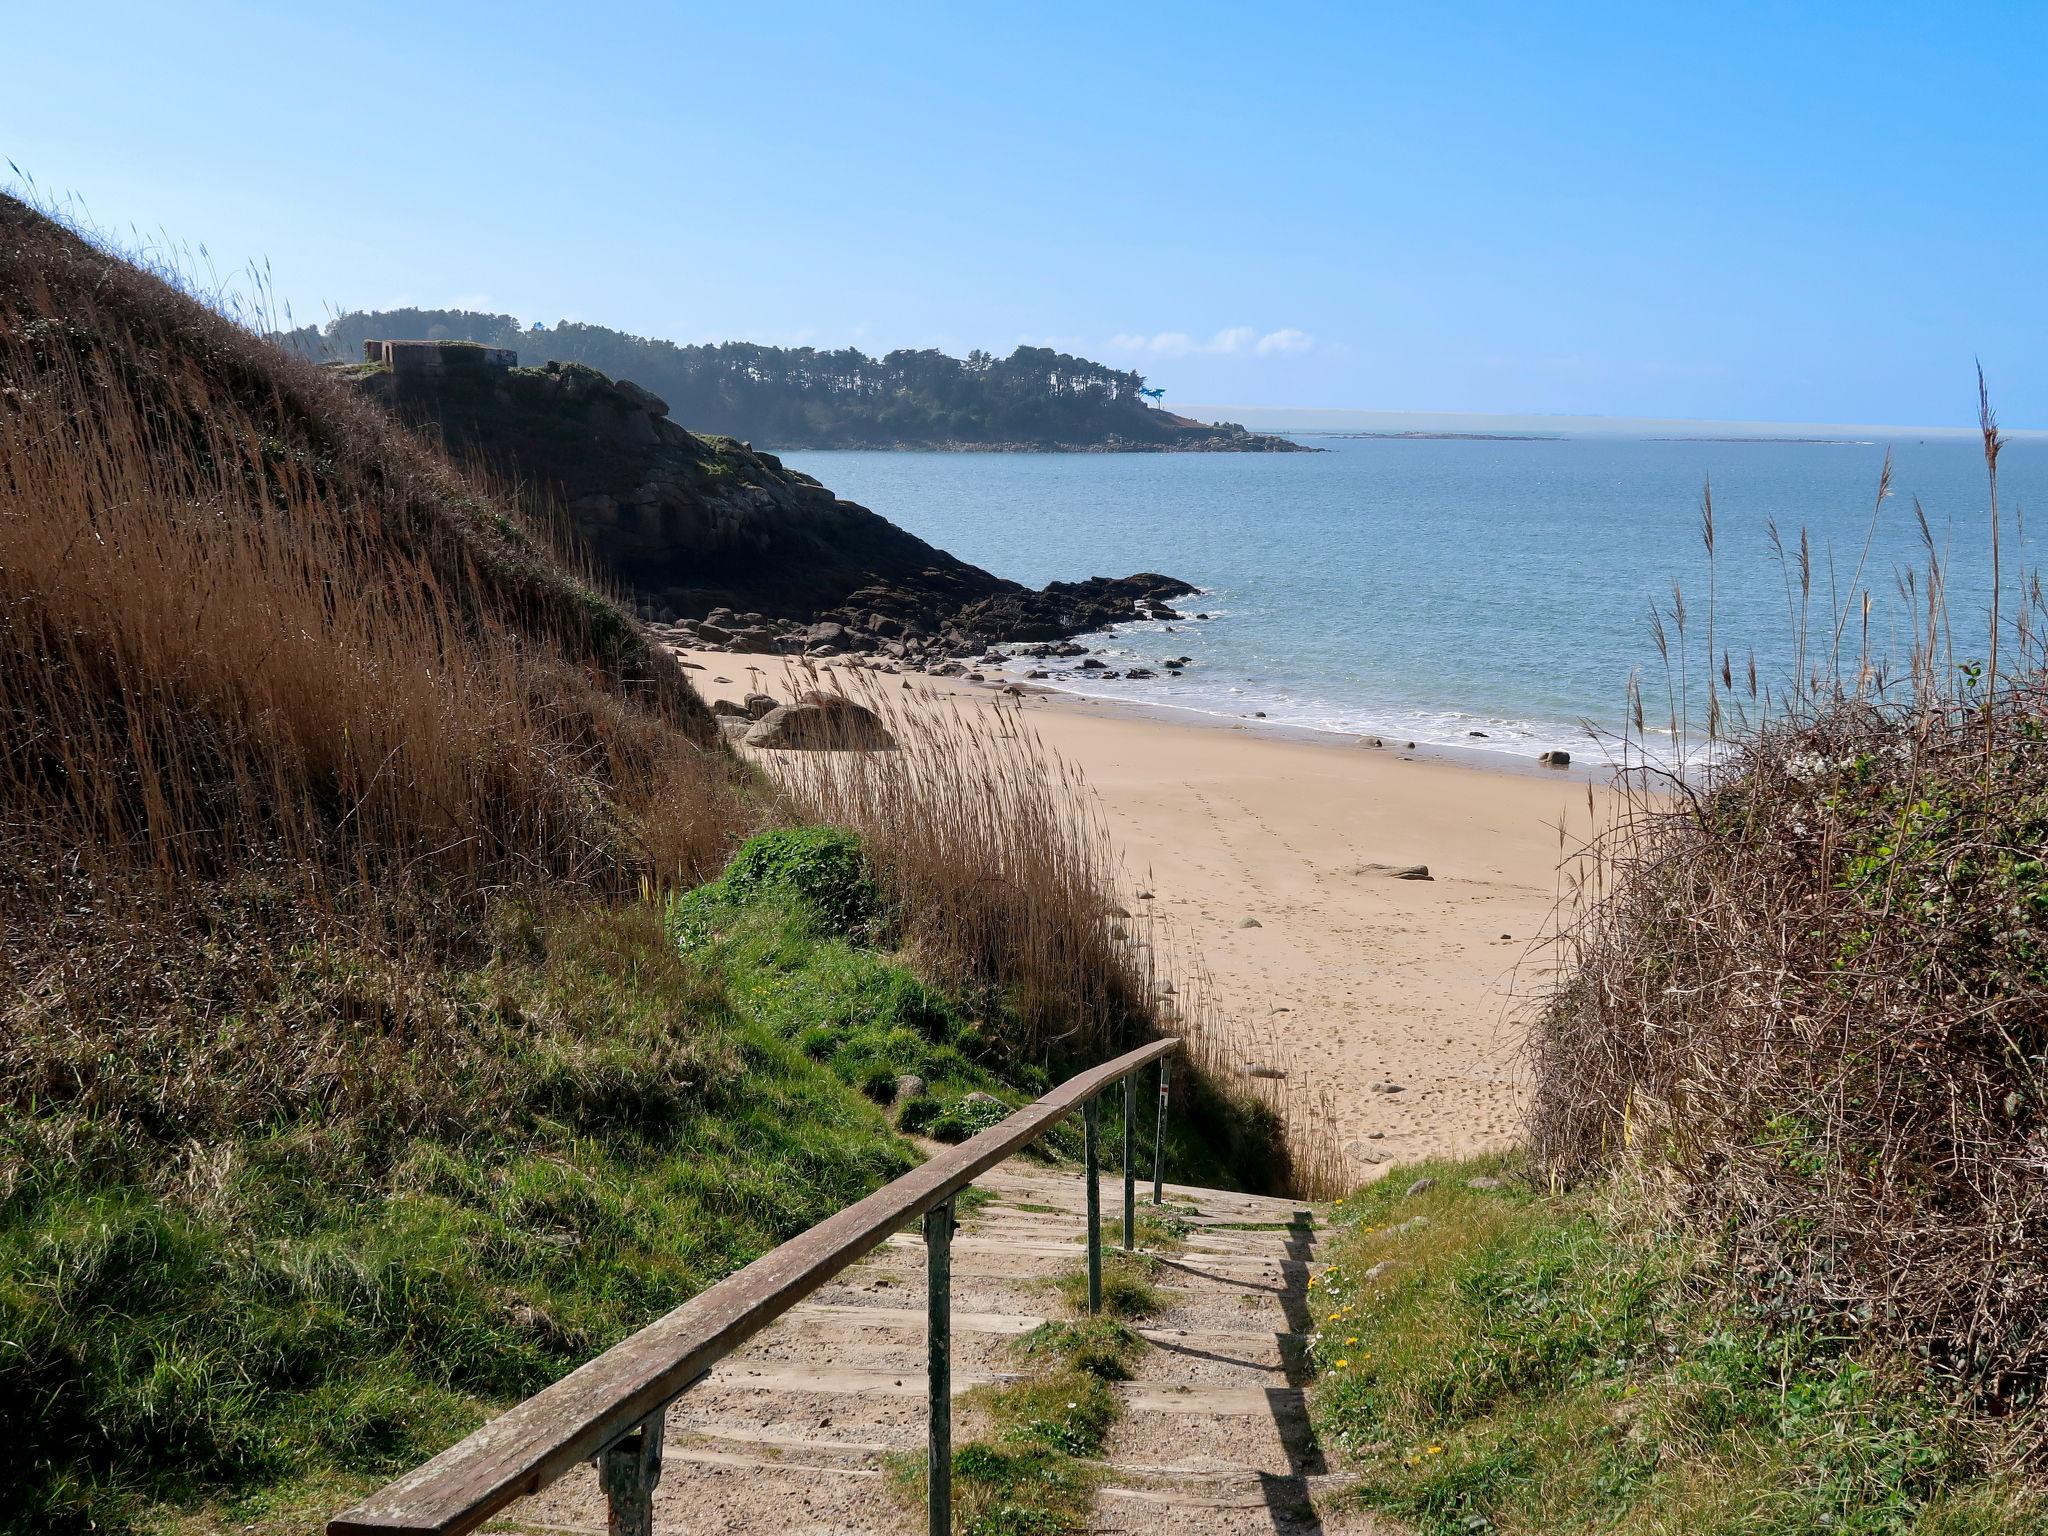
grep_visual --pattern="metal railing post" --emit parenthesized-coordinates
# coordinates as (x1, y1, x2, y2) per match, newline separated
(1083, 1094, 1102, 1314)
(1122, 1074, 1137, 1250)
(1153, 1059, 1170, 1203)
(924, 1198, 953, 1536)
(597, 1415, 663, 1536)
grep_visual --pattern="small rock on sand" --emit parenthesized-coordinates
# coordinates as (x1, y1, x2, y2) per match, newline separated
(1245, 1064, 1287, 1080)
(1369, 1081, 1405, 1094)
(1237, 915, 1262, 928)
(1350, 862, 1434, 881)
(1539, 749, 1572, 766)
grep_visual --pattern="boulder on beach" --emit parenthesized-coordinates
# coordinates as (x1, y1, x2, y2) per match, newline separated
(743, 693, 898, 751)
(1539, 749, 1572, 767)
(709, 698, 751, 718)
(743, 691, 780, 719)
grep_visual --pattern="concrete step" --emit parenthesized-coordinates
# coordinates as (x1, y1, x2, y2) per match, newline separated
(494, 1160, 1346, 1534)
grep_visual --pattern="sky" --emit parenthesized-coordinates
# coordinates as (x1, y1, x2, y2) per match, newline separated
(7, 2, 2045, 427)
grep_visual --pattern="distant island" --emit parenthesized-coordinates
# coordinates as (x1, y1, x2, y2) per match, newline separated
(274, 309, 1312, 453)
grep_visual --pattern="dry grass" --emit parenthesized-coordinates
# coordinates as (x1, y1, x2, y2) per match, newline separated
(0, 191, 758, 1169)
(1531, 396, 2048, 1433)
(742, 663, 1349, 1196)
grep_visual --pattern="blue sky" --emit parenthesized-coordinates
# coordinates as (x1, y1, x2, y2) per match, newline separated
(7, 2, 2043, 426)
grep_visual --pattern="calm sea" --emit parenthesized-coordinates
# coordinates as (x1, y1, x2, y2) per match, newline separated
(784, 435, 2046, 761)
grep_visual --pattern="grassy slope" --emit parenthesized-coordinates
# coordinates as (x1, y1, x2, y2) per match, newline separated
(5, 829, 1272, 1536)
(1307, 1158, 2046, 1536)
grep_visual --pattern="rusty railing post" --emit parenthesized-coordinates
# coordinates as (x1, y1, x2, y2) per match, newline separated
(924, 1197, 954, 1536)
(1153, 1058, 1171, 1204)
(1122, 1073, 1136, 1250)
(1083, 1094, 1102, 1314)
(597, 1414, 663, 1536)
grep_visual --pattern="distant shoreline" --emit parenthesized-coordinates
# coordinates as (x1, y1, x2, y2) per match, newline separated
(771, 434, 1317, 454)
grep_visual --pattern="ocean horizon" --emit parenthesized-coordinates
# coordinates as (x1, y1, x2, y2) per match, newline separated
(788, 433, 2046, 765)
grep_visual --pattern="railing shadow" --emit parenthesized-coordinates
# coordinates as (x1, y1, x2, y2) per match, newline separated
(1256, 1212, 1329, 1532)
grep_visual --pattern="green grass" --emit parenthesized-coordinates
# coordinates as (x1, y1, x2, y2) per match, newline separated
(1105, 1209, 1190, 1253)
(3, 827, 1278, 1534)
(1309, 1156, 2046, 1536)
(1, 899, 918, 1535)
(1052, 1250, 1169, 1320)
(892, 1280, 1151, 1532)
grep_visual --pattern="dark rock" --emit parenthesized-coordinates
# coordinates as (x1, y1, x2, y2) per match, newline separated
(743, 692, 780, 719)
(709, 698, 751, 718)
(1124, 667, 1157, 679)
(1539, 749, 1571, 766)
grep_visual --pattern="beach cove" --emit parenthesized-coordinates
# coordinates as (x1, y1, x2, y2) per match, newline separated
(679, 644, 1614, 1174)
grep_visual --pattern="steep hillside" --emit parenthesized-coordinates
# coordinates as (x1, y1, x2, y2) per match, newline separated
(282, 308, 1312, 452)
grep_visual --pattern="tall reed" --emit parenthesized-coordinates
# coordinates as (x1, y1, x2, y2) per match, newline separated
(743, 664, 1349, 1195)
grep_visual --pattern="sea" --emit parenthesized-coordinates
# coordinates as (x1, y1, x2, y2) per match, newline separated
(783, 433, 2047, 764)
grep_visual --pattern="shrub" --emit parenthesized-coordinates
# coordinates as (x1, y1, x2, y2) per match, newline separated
(711, 826, 882, 939)
(1531, 416, 2048, 1438)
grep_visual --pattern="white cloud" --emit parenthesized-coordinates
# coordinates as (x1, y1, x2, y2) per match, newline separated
(1106, 326, 1314, 359)
(1254, 327, 1314, 356)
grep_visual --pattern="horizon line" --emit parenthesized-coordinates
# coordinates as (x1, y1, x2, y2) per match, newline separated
(1176, 403, 2047, 440)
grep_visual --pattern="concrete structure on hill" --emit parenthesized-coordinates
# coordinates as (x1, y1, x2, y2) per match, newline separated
(362, 338, 517, 378)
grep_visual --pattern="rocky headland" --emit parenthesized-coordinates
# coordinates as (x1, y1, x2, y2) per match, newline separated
(339, 347, 1202, 668)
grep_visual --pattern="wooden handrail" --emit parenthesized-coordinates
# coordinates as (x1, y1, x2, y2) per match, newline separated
(329, 1036, 1181, 1536)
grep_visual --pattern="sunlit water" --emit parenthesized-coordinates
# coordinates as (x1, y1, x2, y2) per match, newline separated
(784, 435, 2045, 762)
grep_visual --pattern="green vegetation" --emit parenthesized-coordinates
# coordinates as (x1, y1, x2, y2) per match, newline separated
(277, 308, 1297, 450)
(1309, 1158, 2044, 1535)
(1, 902, 915, 1534)
(1053, 1251, 1169, 1320)
(669, 827, 1027, 1130)
(893, 1286, 1149, 1533)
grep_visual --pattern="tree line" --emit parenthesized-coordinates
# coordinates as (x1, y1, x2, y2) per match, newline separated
(276, 309, 1188, 448)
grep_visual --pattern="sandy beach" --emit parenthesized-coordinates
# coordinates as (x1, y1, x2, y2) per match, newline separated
(678, 648, 1612, 1178)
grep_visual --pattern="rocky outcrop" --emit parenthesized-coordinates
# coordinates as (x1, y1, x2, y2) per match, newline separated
(342, 358, 1200, 662)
